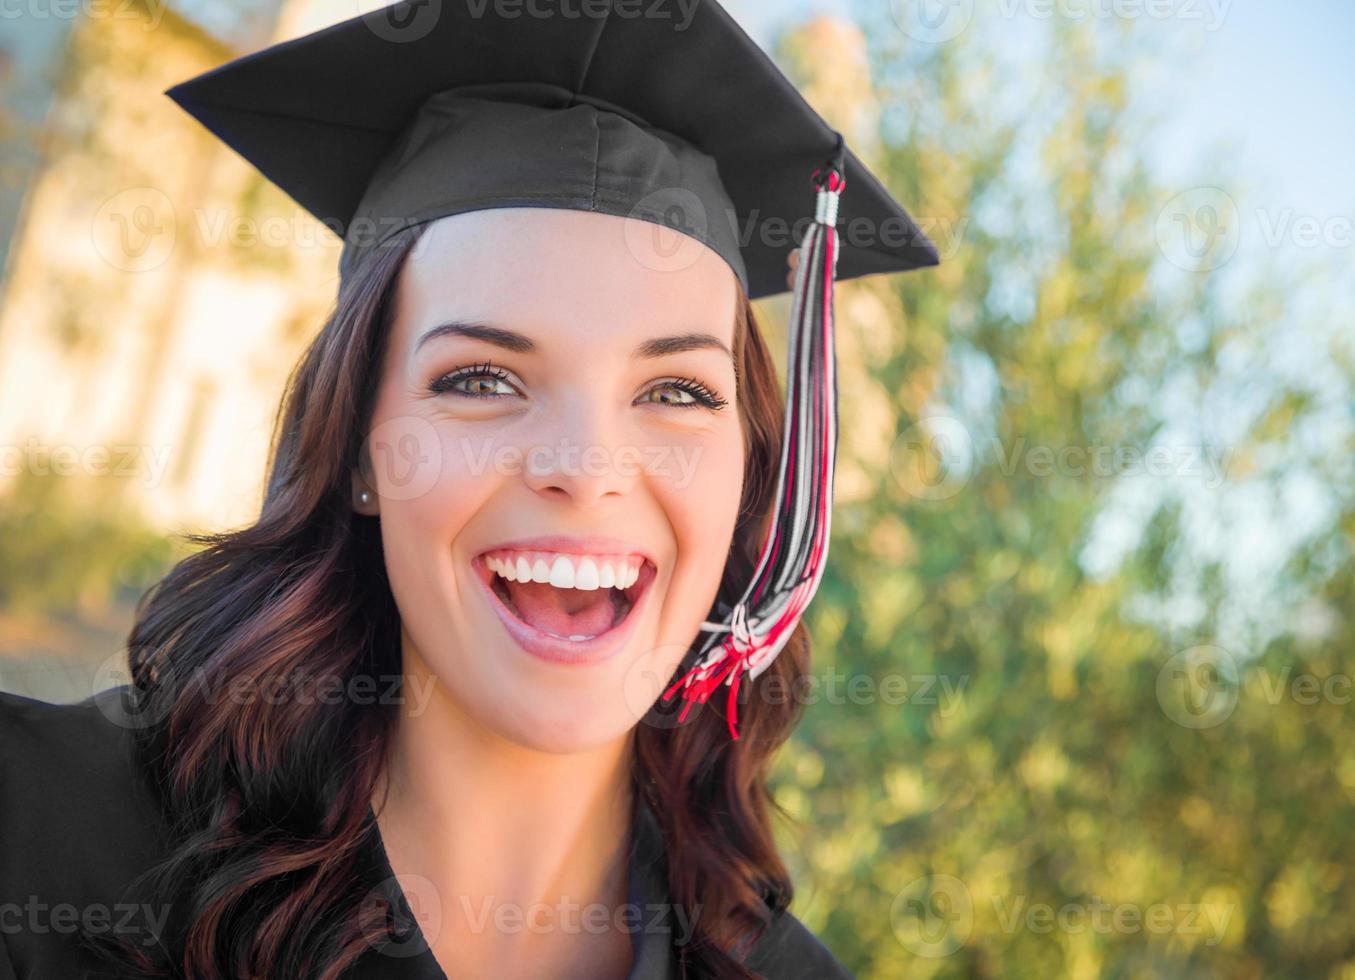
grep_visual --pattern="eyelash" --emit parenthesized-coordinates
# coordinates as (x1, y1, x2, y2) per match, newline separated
(428, 361, 729, 411)
(428, 361, 514, 398)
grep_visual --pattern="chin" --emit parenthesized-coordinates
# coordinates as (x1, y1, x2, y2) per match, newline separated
(429, 572, 677, 752)
(495, 699, 640, 754)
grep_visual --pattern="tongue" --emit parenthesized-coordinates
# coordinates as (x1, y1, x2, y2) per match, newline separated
(504, 580, 617, 637)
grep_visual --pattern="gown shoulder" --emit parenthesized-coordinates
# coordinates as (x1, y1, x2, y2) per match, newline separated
(0, 686, 169, 979)
(0, 685, 164, 854)
(742, 904, 856, 979)
(1, 687, 855, 979)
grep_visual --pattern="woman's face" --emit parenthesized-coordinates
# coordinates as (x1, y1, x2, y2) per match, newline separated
(357, 208, 745, 752)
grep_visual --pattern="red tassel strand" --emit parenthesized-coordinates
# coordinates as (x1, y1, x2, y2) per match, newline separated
(662, 149, 846, 740)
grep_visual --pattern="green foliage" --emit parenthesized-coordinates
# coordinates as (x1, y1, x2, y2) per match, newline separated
(0, 469, 180, 617)
(767, 13, 1355, 980)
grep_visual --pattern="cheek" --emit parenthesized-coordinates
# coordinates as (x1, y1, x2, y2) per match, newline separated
(650, 423, 746, 641)
(366, 417, 500, 585)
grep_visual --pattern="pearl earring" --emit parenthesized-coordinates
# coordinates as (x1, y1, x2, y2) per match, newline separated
(358, 490, 371, 506)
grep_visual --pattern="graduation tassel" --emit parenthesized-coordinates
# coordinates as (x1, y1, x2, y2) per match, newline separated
(662, 137, 846, 741)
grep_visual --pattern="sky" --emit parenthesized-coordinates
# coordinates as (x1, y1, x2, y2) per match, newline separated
(725, 0, 1355, 253)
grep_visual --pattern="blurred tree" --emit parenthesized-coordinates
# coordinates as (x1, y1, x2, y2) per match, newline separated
(0, 468, 180, 618)
(764, 11, 1355, 980)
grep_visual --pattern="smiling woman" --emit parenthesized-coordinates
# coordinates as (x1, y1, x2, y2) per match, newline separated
(349, 207, 750, 756)
(0, 219, 839, 980)
(0, 1, 938, 978)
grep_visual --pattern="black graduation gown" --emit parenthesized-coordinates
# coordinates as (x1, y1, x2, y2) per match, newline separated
(0, 687, 853, 979)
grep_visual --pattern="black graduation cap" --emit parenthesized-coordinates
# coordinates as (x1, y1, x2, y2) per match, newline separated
(162, 0, 938, 299)
(163, 0, 940, 739)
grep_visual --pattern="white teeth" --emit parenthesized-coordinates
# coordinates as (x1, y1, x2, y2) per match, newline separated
(485, 552, 644, 592)
(575, 558, 600, 591)
(548, 556, 574, 588)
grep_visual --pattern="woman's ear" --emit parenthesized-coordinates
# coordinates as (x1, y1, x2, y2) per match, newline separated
(351, 468, 379, 516)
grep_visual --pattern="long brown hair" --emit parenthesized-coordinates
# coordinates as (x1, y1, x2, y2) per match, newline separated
(84, 224, 812, 979)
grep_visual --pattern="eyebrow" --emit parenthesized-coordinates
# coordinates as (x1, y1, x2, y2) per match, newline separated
(416, 321, 732, 360)
(416, 321, 534, 355)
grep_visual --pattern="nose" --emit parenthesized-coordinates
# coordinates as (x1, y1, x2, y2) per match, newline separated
(519, 394, 639, 507)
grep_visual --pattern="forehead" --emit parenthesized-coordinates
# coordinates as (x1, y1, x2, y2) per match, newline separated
(394, 208, 740, 351)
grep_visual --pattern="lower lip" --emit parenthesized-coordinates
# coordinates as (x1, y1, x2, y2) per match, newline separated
(472, 558, 657, 666)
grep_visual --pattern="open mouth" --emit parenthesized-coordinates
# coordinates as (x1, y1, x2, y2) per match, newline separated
(472, 551, 658, 644)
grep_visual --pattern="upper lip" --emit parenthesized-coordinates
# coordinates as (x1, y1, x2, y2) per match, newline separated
(476, 534, 657, 567)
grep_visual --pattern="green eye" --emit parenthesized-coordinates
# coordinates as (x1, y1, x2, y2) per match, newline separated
(429, 362, 518, 399)
(640, 377, 728, 411)
(456, 376, 515, 397)
(644, 385, 696, 405)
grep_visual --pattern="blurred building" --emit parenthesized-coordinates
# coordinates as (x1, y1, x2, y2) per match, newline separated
(0, 0, 353, 536)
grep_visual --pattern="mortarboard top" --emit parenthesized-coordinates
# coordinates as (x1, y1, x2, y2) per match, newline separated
(162, 0, 939, 299)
